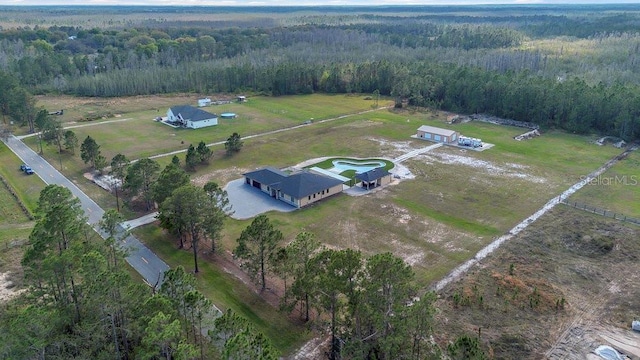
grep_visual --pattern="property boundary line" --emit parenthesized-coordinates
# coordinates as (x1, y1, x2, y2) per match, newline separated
(560, 199, 640, 226)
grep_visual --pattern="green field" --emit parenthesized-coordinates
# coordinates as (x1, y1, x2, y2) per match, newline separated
(28, 95, 626, 280)
(568, 151, 640, 218)
(0, 143, 41, 277)
(19, 93, 636, 355)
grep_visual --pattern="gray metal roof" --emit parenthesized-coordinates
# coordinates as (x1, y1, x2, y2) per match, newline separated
(244, 168, 344, 198)
(274, 171, 344, 198)
(170, 105, 217, 122)
(243, 167, 288, 186)
(417, 125, 457, 137)
(355, 167, 390, 182)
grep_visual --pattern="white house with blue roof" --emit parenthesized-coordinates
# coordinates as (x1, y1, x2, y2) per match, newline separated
(167, 105, 218, 129)
(244, 167, 345, 208)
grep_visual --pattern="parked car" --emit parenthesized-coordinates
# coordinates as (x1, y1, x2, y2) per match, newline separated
(20, 164, 34, 175)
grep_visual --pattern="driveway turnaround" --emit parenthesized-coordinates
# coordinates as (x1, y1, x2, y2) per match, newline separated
(2, 135, 169, 287)
(224, 178, 296, 220)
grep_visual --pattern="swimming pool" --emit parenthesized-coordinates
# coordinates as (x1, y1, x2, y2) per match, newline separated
(331, 159, 387, 174)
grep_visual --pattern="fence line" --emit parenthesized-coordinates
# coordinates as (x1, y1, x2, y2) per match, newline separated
(560, 199, 640, 226)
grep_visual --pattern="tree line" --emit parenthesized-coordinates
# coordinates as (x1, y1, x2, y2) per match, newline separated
(229, 215, 490, 359)
(64, 60, 640, 141)
(0, 184, 276, 359)
(3, 9, 640, 141)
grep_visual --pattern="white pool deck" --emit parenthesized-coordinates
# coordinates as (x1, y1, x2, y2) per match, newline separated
(309, 167, 351, 182)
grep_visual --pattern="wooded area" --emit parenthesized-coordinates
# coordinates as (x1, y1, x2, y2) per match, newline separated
(1, 4, 640, 359)
(1, 4, 640, 140)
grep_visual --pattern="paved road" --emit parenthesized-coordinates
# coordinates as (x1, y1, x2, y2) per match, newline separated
(2, 135, 169, 287)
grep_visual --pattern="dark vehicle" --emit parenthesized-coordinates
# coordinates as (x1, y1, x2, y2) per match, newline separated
(20, 164, 34, 175)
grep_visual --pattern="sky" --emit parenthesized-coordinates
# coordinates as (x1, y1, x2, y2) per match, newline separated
(4, 0, 640, 6)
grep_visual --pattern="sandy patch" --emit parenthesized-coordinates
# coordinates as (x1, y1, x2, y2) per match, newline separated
(380, 203, 412, 224)
(365, 137, 543, 182)
(192, 166, 251, 187)
(0, 272, 24, 303)
(366, 137, 416, 158)
(389, 236, 425, 266)
(420, 151, 547, 184)
(292, 157, 333, 169)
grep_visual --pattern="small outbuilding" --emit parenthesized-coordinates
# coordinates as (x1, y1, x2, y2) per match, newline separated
(355, 167, 392, 190)
(237, 95, 247, 102)
(416, 125, 459, 144)
(167, 105, 218, 129)
(198, 98, 212, 107)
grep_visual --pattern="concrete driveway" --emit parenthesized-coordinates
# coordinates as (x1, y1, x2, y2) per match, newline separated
(224, 178, 296, 220)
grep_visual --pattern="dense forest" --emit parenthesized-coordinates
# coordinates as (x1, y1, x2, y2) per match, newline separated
(1, 5, 640, 140)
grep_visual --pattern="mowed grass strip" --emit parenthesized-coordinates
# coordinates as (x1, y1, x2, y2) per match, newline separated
(0, 143, 41, 274)
(134, 225, 308, 355)
(568, 151, 640, 217)
(0, 143, 44, 215)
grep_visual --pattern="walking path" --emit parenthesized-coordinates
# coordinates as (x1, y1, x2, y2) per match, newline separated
(121, 212, 159, 230)
(431, 144, 638, 292)
(149, 106, 392, 160)
(2, 135, 169, 288)
(393, 142, 443, 163)
(16, 117, 134, 139)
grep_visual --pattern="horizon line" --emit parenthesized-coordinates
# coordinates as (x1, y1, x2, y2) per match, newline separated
(3, 2, 640, 7)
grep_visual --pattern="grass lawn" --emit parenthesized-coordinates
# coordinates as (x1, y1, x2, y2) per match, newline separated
(0, 143, 42, 277)
(28, 94, 389, 212)
(568, 151, 640, 217)
(134, 225, 309, 355)
(16, 95, 636, 354)
(0, 143, 44, 215)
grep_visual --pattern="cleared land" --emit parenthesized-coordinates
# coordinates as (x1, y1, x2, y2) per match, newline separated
(434, 207, 640, 359)
(568, 151, 640, 217)
(30, 94, 623, 283)
(23, 93, 634, 356)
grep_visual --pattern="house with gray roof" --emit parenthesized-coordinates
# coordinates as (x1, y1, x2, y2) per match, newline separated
(244, 167, 344, 208)
(355, 167, 392, 190)
(167, 105, 218, 129)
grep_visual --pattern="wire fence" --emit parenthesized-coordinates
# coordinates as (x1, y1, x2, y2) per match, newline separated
(561, 199, 640, 226)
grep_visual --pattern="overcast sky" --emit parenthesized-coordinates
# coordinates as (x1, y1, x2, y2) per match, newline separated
(4, 0, 640, 6)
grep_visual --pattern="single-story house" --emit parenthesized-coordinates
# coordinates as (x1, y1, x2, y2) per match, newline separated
(167, 105, 218, 129)
(416, 125, 459, 144)
(244, 167, 344, 208)
(355, 167, 392, 190)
